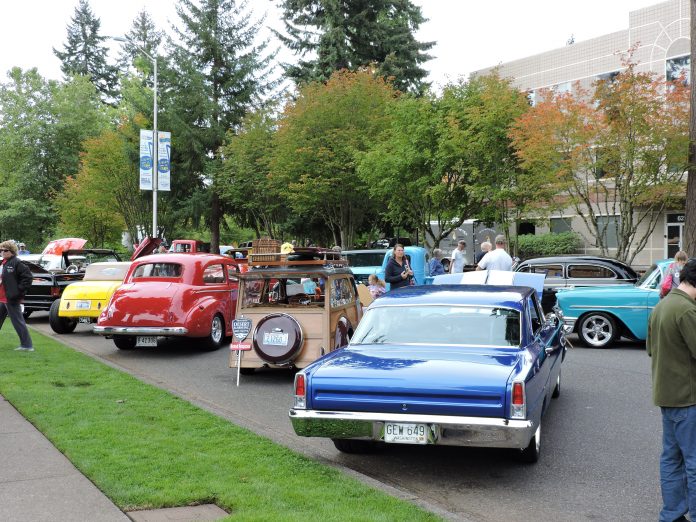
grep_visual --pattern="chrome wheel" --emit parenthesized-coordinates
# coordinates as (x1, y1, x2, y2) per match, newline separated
(211, 315, 223, 344)
(579, 313, 616, 348)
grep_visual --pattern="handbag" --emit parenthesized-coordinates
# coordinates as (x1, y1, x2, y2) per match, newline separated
(659, 264, 675, 298)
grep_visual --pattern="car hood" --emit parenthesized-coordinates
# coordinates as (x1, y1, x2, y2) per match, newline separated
(62, 280, 123, 301)
(307, 345, 520, 418)
(99, 282, 183, 326)
(42, 238, 87, 255)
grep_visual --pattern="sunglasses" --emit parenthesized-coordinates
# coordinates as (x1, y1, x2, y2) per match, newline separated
(0, 249, 9, 252)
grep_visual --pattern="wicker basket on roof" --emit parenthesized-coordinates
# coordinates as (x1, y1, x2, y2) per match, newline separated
(250, 237, 281, 263)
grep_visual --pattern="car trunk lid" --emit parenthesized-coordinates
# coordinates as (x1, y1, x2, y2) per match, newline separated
(308, 345, 519, 418)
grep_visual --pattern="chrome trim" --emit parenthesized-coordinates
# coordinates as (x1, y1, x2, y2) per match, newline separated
(567, 305, 646, 310)
(289, 409, 536, 449)
(92, 326, 188, 336)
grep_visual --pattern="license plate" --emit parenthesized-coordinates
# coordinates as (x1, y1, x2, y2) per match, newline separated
(78, 317, 91, 324)
(263, 332, 288, 346)
(384, 423, 428, 444)
(136, 336, 158, 347)
(76, 300, 91, 310)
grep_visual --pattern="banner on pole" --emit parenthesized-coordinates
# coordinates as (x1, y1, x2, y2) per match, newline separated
(139, 129, 153, 190)
(157, 131, 171, 191)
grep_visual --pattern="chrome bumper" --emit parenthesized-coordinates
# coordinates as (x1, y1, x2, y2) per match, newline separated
(289, 409, 536, 449)
(562, 317, 577, 333)
(92, 326, 188, 336)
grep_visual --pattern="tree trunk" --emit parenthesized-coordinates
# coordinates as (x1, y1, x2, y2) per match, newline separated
(685, 0, 696, 255)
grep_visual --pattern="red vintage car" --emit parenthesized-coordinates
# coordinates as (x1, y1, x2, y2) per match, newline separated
(93, 253, 240, 350)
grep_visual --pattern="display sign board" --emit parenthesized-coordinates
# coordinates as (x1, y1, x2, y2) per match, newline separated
(157, 131, 171, 191)
(139, 129, 154, 190)
(232, 318, 252, 340)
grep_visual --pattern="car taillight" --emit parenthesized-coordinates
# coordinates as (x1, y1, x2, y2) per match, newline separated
(294, 373, 306, 409)
(511, 381, 526, 419)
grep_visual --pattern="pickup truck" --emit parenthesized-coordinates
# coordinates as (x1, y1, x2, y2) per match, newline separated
(169, 239, 211, 253)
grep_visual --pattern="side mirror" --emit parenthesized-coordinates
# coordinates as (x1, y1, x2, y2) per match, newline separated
(545, 312, 558, 327)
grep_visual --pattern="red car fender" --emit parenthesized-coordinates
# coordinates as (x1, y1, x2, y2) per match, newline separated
(182, 294, 235, 337)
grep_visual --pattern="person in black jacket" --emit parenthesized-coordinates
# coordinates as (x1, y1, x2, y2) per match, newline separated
(384, 244, 414, 290)
(0, 240, 34, 351)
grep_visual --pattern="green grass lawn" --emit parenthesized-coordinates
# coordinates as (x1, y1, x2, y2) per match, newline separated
(0, 325, 441, 521)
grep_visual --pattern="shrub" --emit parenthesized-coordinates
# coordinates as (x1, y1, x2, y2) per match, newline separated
(516, 232, 581, 259)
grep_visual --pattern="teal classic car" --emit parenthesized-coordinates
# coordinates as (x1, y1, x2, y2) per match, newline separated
(555, 260, 670, 348)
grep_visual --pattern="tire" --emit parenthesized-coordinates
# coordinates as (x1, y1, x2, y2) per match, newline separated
(239, 367, 255, 375)
(113, 335, 137, 350)
(517, 423, 541, 464)
(578, 312, 617, 348)
(552, 370, 561, 399)
(332, 438, 378, 454)
(202, 314, 225, 351)
(48, 300, 77, 334)
(22, 310, 32, 320)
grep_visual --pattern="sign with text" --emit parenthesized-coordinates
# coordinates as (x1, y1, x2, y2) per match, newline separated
(229, 342, 252, 351)
(232, 318, 252, 341)
(139, 130, 172, 191)
(157, 131, 171, 191)
(139, 129, 153, 190)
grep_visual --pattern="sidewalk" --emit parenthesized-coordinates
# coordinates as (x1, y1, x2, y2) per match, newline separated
(0, 394, 129, 522)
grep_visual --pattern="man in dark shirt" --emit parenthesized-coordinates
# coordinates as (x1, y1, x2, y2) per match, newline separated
(647, 259, 696, 522)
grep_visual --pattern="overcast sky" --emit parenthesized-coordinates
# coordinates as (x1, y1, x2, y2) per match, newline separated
(0, 0, 663, 89)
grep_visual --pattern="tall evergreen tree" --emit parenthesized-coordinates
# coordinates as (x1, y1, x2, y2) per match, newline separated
(117, 9, 164, 85)
(276, 0, 434, 94)
(162, 0, 276, 248)
(53, 0, 118, 101)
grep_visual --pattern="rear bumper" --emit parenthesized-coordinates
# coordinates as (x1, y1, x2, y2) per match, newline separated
(92, 326, 188, 336)
(289, 409, 536, 449)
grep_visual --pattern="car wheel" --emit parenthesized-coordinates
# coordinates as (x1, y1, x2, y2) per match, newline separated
(552, 370, 561, 399)
(202, 314, 225, 351)
(517, 423, 541, 464)
(578, 312, 617, 348)
(332, 438, 378, 454)
(239, 367, 256, 375)
(113, 335, 137, 350)
(22, 310, 32, 320)
(48, 300, 77, 334)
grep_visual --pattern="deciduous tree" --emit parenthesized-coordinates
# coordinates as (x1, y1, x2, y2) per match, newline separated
(511, 63, 689, 264)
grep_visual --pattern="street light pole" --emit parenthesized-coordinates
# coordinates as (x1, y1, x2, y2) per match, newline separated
(112, 36, 158, 238)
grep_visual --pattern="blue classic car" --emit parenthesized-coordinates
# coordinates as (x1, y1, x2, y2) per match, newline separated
(289, 284, 567, 463)
(555, 260, 670, 348)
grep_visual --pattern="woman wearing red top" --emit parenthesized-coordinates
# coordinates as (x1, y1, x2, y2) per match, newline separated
(0, 240, 34, 351)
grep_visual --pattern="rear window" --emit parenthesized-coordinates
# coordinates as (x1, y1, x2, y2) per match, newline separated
(132, 263, 182, 278)
(351, 305, 521, 347)
(240, 275, 325, 307)
(522, 264, 563, 278)
(567, 264, 616, 279)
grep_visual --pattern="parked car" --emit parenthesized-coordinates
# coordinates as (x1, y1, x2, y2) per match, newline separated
(343, 249, 388, 285)
(290, 283, 567, 463)
(93, 253, 242, 350)
(515, 256, 639, 313)
(232, 247, 361, 374)
(377, 246, 430, 289)
(555, 260, 670, 348)
(23, 239, 123, 318)
(168, 239, 211, 253)
(48, 239, 162, 334)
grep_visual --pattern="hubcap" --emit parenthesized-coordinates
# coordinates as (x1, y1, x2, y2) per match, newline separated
(581, 315, 612, 346)
(211, 317, 223, 343)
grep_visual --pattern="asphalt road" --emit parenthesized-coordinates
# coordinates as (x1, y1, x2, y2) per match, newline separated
(27, 314, 661, 522)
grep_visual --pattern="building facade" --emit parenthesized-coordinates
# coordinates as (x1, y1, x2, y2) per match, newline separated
(475, 0, 689, 269)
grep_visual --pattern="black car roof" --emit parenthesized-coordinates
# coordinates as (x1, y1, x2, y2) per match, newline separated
(517, 256, 637, 276)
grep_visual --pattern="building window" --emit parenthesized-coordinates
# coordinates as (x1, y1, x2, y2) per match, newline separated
(554, 82, 571, 95)
(527, 90, 537, 106)
(550, 217, 572, 234)
(518, 222, 535, 235)
(667, 55, 690, 84)
(596, 71, 620, 84)
(596, 216, 619, 249)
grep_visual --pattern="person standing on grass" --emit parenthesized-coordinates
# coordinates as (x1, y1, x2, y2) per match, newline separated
(0, 240, 34, 352)
(647, 259, 696, 522)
